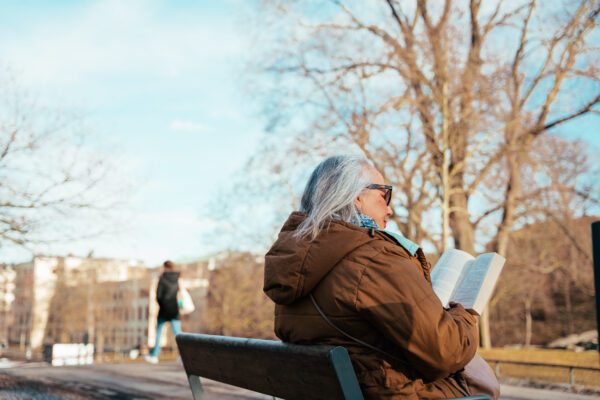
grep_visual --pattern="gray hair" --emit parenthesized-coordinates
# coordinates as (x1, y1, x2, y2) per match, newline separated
(295, 155, 373, 241)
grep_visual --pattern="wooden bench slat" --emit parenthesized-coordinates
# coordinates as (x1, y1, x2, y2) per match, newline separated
(176, 332, 363, 400)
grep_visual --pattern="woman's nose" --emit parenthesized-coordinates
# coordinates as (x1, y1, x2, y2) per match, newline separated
(387, 206, 393, 216)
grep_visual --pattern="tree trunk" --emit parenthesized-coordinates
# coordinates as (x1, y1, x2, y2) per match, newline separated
(487, 138, 522, 349)
(496, 143, 521, 256)
(441, 81, 451, 252)
(449, 147, 474, 254)
(97, 333, 104, 356)
(448, 188, 492, 348)
(524, 298, 532, 347)
(564, 278, 574, 334)
(564, 269, 575, 334)
(86, 271, 95, 346)
(479, 307, 492, 348)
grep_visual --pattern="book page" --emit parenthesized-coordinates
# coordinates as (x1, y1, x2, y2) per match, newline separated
(431, 249, 475, 307)
(451, 253, 505, 314)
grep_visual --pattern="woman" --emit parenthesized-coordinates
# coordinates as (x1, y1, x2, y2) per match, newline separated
(145, 260, 182, 364)
(264, 155, 487, 399)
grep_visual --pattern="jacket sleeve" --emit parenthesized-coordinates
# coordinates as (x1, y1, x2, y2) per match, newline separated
(156, 278, 165, 304)
(355, 246, 478, 381)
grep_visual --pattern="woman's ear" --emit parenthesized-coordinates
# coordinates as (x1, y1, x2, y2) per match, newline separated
(354, 196, 362, 209)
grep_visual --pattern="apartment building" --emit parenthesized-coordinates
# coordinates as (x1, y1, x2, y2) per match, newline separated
(93, 278, 151, 353)
(9, 255, 146, 351)
(6, 254, 218, 355)
(0, 264, 16, 349)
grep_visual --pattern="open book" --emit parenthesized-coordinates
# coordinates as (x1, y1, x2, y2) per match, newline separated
(430, 249, 505, 314)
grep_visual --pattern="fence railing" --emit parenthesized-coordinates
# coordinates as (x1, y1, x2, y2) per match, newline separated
(486, 359, 600, 388)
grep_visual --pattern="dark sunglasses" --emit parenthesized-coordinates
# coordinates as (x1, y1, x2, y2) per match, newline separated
(366, 184, 393, 206)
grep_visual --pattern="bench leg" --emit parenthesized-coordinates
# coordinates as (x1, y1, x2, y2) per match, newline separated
(188, 374, 204, 400)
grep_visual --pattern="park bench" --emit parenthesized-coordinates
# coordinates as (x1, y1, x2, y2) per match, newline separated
(176, 332, 492, 400)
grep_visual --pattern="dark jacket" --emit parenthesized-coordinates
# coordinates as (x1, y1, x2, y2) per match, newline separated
(264, 212, 478, 399)
(157, 271, 180, 320)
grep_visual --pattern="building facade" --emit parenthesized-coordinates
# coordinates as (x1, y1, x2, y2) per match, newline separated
(0, 263, 16, 350)
(5, 255, 217, 355)
(9, 255, 147, 351)
(94, 278, 151, 353)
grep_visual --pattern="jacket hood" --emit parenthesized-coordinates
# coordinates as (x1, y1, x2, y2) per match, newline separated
(161, 271, 180, 283)
(264, 212, 377, 305)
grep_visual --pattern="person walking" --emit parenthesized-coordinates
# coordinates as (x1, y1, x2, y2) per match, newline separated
(144, 260, 181, 364)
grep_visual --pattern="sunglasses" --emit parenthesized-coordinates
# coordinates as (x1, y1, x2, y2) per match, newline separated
(366, 184, 393, 206)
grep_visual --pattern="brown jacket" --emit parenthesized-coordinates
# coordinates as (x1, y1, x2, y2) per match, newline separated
(264, 212, 479, 399)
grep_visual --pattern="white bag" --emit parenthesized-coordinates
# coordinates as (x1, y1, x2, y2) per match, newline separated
(177, 287, 195, 315)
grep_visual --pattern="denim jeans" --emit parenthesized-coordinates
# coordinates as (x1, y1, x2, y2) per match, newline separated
(150, 316, 181, 357)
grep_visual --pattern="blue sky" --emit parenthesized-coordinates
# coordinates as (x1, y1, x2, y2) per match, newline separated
(1, 0, 264, 266)
(1, 1, 598, 267)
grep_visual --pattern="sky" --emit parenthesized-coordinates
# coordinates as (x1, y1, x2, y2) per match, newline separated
(1, 1, 599, 267)
(0, 0, 264, 267)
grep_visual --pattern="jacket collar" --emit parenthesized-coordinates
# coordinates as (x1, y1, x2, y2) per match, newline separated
(356, 212, 420, 256)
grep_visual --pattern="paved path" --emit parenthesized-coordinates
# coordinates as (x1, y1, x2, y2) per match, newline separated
(500, 385, 600, 400)
(1, 361, 270, 400)
(0, 360, 598, 399)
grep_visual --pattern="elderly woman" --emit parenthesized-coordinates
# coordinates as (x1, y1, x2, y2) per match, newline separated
(264, 155, 488, 399)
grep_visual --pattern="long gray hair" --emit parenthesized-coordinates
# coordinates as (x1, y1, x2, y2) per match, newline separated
(295, 155, 373, 241)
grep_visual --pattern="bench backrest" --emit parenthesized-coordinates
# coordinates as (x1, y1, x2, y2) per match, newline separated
(176, 332, 364, 400)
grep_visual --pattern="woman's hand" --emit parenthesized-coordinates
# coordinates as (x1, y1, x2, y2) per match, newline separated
(448, 301, 479, 316)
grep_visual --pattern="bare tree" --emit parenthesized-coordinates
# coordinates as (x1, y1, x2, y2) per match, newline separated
(491, 212, 596, 346)
(235, 0, 600, 347)
(202, 252, 275, 339)
(0, 70, 130, 253)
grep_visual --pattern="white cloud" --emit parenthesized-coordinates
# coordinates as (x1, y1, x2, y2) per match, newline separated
(170, 119, 209, 132)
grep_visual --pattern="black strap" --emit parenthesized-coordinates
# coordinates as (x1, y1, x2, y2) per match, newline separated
(309, 293, 404, 364)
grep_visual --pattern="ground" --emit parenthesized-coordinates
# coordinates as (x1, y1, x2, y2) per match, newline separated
(0, 360, 599, 400)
